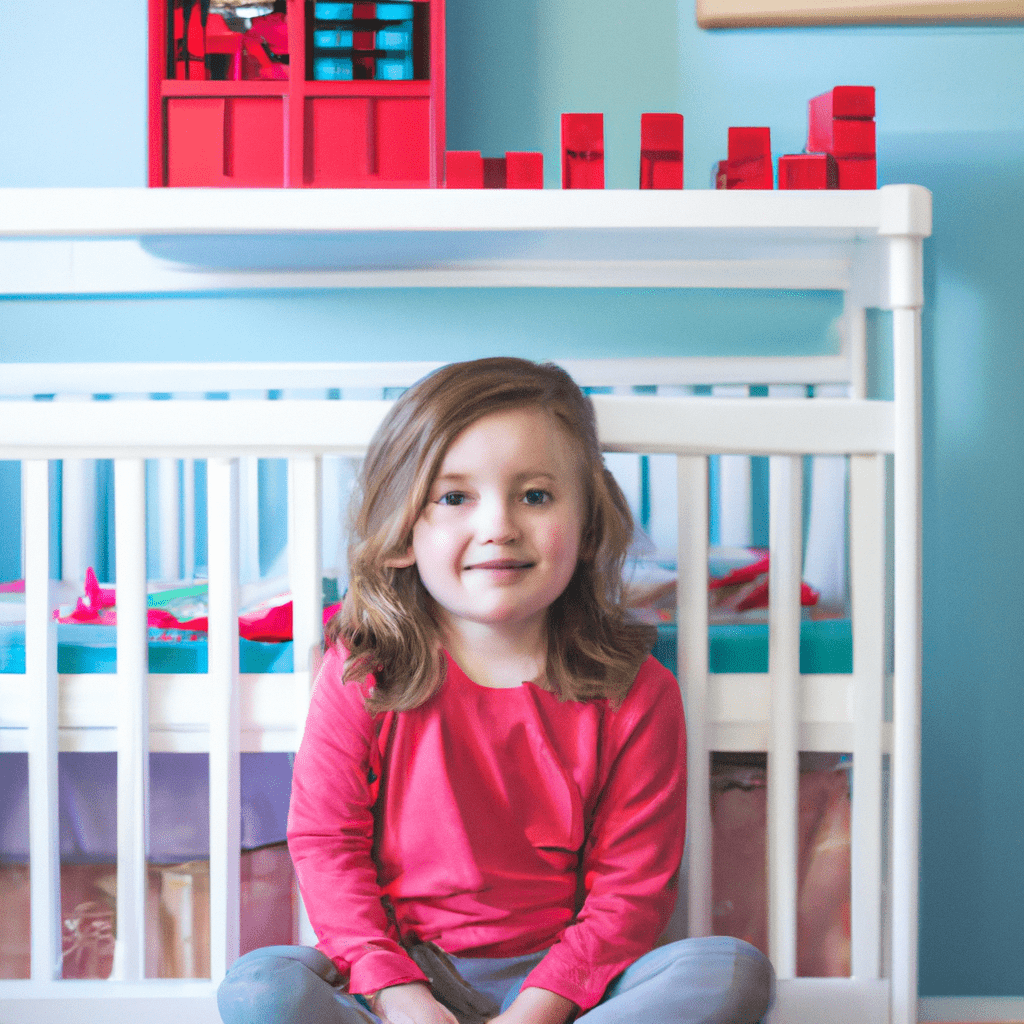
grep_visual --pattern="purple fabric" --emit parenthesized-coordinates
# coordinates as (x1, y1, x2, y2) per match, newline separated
(0, 751, 292, 863)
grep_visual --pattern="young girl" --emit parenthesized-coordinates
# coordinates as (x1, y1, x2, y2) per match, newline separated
(218, 358, 774, 1024)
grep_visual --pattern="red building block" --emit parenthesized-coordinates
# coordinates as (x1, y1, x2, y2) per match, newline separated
(809, 85, 875, 123)
(713, 160, 729, 189)
(562, 114, 604, 189)
(639, 113, 683, 190)
(506, 151, 544, 189)
(806, 86, 877, 188)
(835, 156, 877, 189)
(778, 153, 837, 190)
(445, 151, 484, 188)
(483, 157, 507, 189)
(727, 127, 773, 189)
(808, 115, 875, 157)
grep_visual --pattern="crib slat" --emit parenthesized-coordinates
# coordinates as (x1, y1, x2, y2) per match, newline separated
(156, 458, 181, 580)
(767, 455, 802, 980)
(677, 455, 711, 938)
(207, 457, 242, 982)
(844, 300, 868, 401)
(849, 454, 886, 979)
(114, 458, 150, 981)
(288, 455, 323, 713)
(24, 460, 62, 981)
(711, 386, 752, 548)
(237, 456, 261, 584)
(288, 454, 323, 948)
(320, 456, 357, 580)
(182, 458, 196, 581)
(60, 457, 98, 583)
(804, 384, 850, 614)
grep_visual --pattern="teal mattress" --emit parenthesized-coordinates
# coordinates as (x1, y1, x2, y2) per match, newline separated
(653, 620, 853, 675)
(0, 620, 851, 676)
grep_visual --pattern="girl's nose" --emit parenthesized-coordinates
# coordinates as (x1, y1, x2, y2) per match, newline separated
(477, 497, 519, 544)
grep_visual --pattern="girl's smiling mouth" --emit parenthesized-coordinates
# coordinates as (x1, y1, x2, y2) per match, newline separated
(466, 559, 535, 571)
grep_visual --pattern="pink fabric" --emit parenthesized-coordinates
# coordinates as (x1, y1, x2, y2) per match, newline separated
(709, 553, 820, 613)
(52, 567, 293, 642)
(288, 647, 686, 1010)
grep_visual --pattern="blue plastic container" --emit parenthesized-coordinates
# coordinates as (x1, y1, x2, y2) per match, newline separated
(376, 24, 411, 49)
(375, 2, 414, 18)
(315, 2, 354, 18)
(313, 56, 355, 79)
(314, 28, 354, 48)
(376, 55, 413, 79)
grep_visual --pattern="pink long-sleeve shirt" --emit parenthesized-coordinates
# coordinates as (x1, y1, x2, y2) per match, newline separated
(287, 646, 686, 1012)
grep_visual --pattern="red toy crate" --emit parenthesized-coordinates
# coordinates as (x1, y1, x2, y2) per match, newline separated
(149, 0, 446, 188)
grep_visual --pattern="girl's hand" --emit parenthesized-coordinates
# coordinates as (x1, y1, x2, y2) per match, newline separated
(487, 987, 577, 1024)
(372, 982, 461, 1024)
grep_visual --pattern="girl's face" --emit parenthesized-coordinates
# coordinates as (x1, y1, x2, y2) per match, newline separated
(399, 407, 586, 648)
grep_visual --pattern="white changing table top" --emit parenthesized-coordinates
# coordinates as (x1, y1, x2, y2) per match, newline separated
(0, 184, 931, 295)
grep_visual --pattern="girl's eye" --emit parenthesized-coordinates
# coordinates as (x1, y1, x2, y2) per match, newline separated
(437, 491, 467, 506)
(523, 489, 551, 506)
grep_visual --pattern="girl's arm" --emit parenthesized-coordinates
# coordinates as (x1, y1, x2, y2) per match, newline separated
(519, 657, 687, 1013)
(288, 647, 429, 997)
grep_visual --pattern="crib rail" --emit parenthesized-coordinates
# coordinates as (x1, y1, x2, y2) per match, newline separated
(0, 395, 892, 460)
(1, 391, 901, 1024)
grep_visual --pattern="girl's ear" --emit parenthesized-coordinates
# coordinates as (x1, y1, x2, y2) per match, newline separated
(385, 546, 416, 569)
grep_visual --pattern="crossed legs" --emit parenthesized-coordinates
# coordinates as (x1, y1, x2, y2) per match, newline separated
(217, 937, 774, 1024)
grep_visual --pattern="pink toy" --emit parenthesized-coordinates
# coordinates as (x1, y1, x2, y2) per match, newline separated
(639, 113, 683, 190)
(445, 151, 484, 188)
(726, 127, 773, 189)
(562, 114, 605, 189)
(778, 152, 837, 190)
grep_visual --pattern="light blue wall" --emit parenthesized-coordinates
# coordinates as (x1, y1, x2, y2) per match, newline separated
(2, 0, 1024, 998)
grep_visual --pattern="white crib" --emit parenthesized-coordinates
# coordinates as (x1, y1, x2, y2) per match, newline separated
(0, 184, 930, 1024)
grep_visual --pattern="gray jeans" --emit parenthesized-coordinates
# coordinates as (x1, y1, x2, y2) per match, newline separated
(217, 937, 774, 1024)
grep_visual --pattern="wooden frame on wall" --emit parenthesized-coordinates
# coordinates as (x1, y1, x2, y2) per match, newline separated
(696, 0, 1024, 28)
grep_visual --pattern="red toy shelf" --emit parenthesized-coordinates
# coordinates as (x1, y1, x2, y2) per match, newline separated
(149, 0, 445, 188)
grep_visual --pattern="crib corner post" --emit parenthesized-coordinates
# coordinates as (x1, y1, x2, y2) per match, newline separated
(881, 188, 930, 1024)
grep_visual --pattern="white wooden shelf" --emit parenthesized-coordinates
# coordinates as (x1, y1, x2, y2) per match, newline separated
(0, 184, 931, 295)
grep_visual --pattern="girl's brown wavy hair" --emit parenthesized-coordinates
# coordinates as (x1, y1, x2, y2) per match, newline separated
(327, 357, 655, 712)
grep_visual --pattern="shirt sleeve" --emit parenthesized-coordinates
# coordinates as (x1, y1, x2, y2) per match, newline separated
(521, 657, 687, 1011)
(287, 646, 428, 995)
